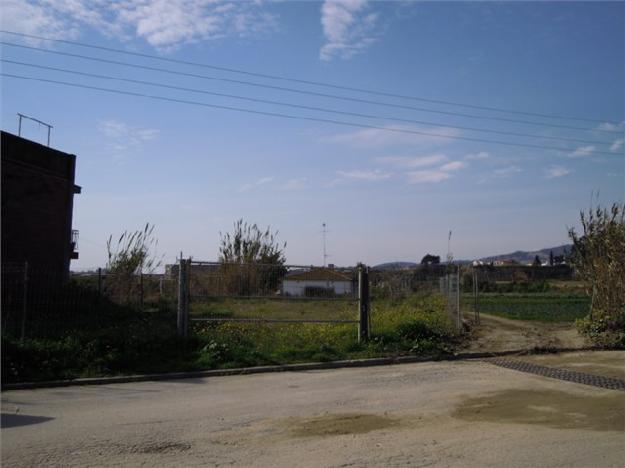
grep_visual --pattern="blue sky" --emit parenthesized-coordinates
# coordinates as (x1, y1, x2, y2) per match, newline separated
(1, 1, 624, 269)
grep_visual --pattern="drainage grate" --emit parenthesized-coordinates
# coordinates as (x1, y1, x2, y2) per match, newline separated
(486, 358, 625, 391)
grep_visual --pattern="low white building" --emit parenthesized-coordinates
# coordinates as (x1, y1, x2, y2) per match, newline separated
(281, 268, 353, 297)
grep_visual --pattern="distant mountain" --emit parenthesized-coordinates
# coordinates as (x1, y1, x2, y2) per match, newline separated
(373, 244, 573, 270)
(479, 244, 572, 265)
(373, 261, 418, 271)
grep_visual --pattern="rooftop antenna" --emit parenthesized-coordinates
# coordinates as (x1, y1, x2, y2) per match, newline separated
(321, 222, 330, 267)
(17, 113, 53, 146)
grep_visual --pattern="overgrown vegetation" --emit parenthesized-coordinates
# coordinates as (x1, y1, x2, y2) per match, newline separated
(218, 219, 287, 295)
(2, 293, 459, 384)
(106, 223, 162, 304)
(569, 203, 625, 347)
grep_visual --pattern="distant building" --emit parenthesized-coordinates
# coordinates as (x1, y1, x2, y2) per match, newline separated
(282, 267, 353, 297)
(493, 259, 519, 266)
(1, 131, 80, 274)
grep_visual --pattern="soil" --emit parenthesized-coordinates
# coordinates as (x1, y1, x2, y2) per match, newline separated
(289, 413, 400, 437)
(453, 388, 625, 432)
(520, 351, 625, 380)
(465, 313, 586, 353)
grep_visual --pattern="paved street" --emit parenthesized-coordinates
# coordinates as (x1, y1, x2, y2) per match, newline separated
(2, 354, 624, 467)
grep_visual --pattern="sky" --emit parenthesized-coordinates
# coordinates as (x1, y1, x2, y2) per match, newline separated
(1, 0, 624, 270)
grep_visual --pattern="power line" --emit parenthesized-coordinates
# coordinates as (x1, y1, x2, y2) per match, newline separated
(3, 72, 621, 157)
(1, 29, 621, 126)
(2, 41, 622, 136)
(2, 58, 613, 148)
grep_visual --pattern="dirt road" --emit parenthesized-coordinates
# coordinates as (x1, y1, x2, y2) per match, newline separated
(2, 355, 623, 467)
(465, 313, 586, 353)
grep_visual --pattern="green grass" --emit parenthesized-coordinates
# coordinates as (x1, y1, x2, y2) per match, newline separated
(191, 297, 357, 321)
(2, 294, 460, 383)
(463, 294, 590, 322)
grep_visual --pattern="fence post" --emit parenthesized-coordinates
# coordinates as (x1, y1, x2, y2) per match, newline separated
(140, 271, 144, 310)
(358, 265, 370, 343)
(456, 268, 461, 331)
(21, 261, 29, 341)
(177, 258, 189, 337)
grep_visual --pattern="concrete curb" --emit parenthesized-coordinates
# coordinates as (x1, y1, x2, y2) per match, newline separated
(2, 346, 601, 391)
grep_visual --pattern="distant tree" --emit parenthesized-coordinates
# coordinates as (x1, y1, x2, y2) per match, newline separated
(420, 254, 440, 265)
(549, 250, 554, 266)
(532, 255, 542, 267)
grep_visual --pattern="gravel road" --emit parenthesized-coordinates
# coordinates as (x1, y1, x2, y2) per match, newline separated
(2, 356, 624, 467)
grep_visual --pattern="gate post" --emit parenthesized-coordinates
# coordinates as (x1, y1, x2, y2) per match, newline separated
(177, 258, 189, 337)
(358, 264, 370, 343)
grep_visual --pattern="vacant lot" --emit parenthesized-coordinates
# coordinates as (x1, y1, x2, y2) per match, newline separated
(2, 353, 623, 467)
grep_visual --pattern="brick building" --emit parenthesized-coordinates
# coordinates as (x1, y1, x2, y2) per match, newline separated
(1, 131, 80, 273)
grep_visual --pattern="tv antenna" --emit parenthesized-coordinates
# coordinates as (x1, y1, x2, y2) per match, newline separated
(18, 113, 53, 146)
(321, 222, 330, 266)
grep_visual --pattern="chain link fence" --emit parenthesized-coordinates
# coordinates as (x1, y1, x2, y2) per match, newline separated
(1, 262, 176, 339)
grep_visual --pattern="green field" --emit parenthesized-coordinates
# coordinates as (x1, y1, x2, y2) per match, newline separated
(191, 297, 358, 321)
(463, 294, 590, 322)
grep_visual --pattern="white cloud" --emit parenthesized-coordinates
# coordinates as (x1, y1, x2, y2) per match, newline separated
(238, 176, 274, 193)
(610, 138, 624, 153)
(439, 161, 466, 171)
(569, 145, 595, 158)
(492, 166, 522, 176)
(545, 165, 571, 179)
(282, 178, 308, 190)
(4, 1, 278, 50)
(323, 125, 461, 149)
(405, 159, 466, 184)
(320, 0, 379, 61)
(375, 154, 447, 168)
(98, 118, 158, 144)
(336, 169, 392, 181)
(1, 0, 80, 40)
(596, 120, 625, 132)
(406, 170, 452, 184)
(465, 151, 490, 160)
(97, 119, 159, 163)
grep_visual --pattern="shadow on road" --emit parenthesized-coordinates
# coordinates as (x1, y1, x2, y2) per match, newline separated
(1, 413, 54, 428)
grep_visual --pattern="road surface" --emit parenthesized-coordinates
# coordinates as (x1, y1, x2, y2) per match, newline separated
(2, 354, 624, 467)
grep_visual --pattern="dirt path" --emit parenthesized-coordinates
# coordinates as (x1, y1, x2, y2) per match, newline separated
(465, 313, 586, 353)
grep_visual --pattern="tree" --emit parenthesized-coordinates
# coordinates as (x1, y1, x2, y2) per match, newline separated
(420, 254, 440, 265)
(106, 223, 162, 304)
(219, 219, 286, 295)
(549, 250, 554, 266)
(569, 203, 625, 331)
(532, 255, 542, 267)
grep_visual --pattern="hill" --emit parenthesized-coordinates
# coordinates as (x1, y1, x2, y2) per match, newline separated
(479, 244, 572, 264)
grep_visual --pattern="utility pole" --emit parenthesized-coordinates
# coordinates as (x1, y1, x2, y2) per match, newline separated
(321, 222, 330, 267)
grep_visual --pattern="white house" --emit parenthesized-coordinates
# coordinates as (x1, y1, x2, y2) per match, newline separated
(281, 268, 353, 297)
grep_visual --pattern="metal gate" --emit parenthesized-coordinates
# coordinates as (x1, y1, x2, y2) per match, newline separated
(175, 259, 371, 341)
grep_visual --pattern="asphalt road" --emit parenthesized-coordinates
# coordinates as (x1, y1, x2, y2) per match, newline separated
(2, 356, 624, 467)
